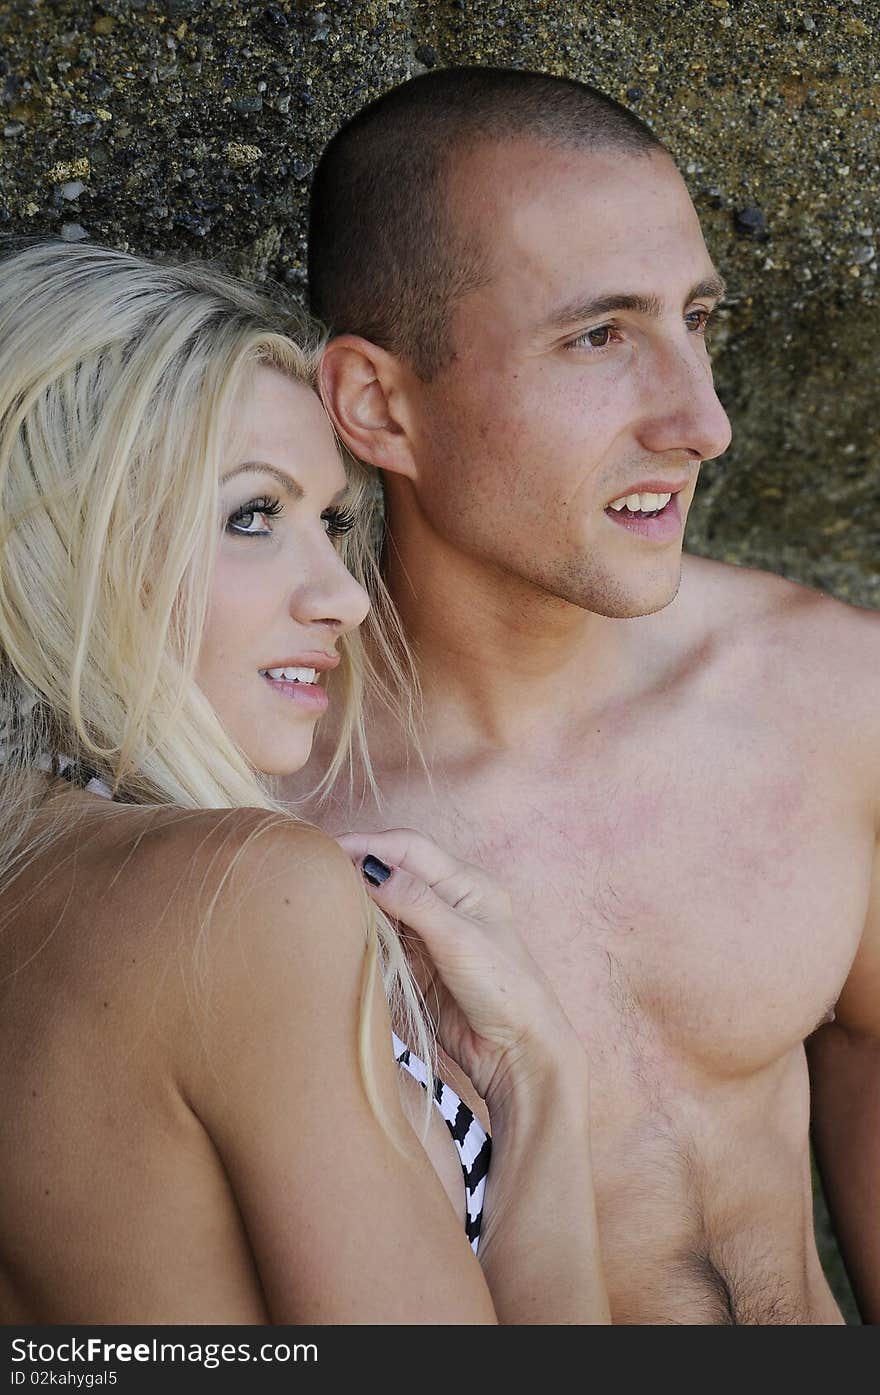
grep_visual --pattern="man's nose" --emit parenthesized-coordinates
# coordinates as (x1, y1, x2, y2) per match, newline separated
(638, 339, 733, 463)
(289, 541, 371, 635)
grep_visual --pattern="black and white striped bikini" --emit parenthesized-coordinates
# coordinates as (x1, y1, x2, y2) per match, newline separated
(54, 757, 491, 1254)
(392, 1033, 490, 1254)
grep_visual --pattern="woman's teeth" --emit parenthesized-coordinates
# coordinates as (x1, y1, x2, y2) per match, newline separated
(260, 666, 317, 683)
(608, 491, 672, 515)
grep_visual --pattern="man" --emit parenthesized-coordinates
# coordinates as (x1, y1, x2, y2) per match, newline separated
(287, 67, 880, 1323)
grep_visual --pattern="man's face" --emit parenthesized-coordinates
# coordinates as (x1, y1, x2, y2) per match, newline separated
(400, 141, 732, 618)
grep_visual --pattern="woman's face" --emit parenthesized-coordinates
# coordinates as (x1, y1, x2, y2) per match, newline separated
(196, 366, 370, 775)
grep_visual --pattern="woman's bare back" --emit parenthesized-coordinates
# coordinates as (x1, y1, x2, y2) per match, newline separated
(0, 793, 276, 1322)
(0, 787, 491, 1324)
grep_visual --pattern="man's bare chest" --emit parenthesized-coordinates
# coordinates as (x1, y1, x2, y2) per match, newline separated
(346, 717, 870, 1083)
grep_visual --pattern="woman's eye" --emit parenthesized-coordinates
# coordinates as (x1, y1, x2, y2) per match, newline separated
(226, 496, 283, 537)
(321, 506, 357, 539)
(232, 512, 263, 535)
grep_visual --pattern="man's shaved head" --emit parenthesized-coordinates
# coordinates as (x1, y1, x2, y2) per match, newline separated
(308, 66, 666, 380)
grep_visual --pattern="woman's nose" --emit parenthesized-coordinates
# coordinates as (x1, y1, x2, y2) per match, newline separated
(288, 540, 371, 635)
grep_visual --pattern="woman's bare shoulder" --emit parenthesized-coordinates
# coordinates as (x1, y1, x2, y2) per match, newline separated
(155, 805, 369, 955)
(161, 805, 366, 929)
(81, 801, 363, 922)
(97, 806, 372, 1005)
(107, 804, 372, 1087)
(1, 797, 368, 1027)
(13, 799, 376, 1112)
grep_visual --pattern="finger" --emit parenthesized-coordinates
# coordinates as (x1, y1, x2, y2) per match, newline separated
(335, 828, 503, 916)
(335, 828, 466, 887)
(350, 859, 482, 970)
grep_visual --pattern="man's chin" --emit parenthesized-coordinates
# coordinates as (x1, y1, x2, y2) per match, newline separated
(567, 560, 684, 619)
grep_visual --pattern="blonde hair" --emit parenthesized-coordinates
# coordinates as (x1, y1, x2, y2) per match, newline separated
(310, 449, 430, 811)
(0, 238, 433, 1132)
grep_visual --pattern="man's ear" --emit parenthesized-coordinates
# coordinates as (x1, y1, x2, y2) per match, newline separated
(319, 335, 418, 480)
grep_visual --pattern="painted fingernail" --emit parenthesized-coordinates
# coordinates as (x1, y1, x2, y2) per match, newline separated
(362, 855, 392, 886)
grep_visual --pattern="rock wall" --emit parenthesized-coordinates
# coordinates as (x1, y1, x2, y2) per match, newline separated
(0, 0, 875, 1324)
(1, 0, 877, 606)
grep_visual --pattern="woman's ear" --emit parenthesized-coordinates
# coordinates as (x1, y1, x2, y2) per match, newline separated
(319, 335, 419, 480)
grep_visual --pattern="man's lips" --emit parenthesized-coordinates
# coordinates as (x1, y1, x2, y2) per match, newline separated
(604, 490, 684, 541)
(605, 478, 690, 509)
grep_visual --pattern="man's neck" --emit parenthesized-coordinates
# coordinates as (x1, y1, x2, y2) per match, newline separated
(382, 517, 680, 763)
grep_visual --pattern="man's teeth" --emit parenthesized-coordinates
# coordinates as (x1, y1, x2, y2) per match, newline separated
(261, 666, 317, 683)
(608, 491, 673, 514)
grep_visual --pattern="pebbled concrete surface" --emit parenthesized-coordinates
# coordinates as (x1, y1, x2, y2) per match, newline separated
(0, 0, 874, 1323)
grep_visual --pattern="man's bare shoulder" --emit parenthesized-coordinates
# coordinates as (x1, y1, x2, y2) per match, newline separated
(686, 549, 845, 615)
(683, 551, 878, 642)
(681, 552, 880, 741)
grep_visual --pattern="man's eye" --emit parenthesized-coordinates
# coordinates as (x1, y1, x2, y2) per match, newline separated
(566, 324, 619, 351)
(226, 496, 283, 536)
(686, 308, 716, 335)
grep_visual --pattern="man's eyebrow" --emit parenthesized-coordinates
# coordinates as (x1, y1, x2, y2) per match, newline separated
(688, 275, 728, 305)
(220, 461, 348, 503)
(541, 274, 728, 332)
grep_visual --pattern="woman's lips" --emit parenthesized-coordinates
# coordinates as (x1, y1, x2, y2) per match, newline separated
(260, 672, 329, 712)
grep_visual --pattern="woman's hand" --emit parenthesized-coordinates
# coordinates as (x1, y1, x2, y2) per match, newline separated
(334, 827, 584, 1110)
(336, 827, 609, 1327)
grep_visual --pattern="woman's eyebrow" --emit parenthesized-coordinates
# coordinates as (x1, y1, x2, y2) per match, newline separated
(221, 461, 348, 503)
(221, 462, 303, 497)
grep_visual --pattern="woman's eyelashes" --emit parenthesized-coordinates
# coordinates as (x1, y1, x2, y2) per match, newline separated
(226, 495, 284, 537)
(321, 506, 356, 539)
(225, 496, 358, 540)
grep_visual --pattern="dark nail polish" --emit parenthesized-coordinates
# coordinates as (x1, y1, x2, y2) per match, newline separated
(362, 855, 392, 887)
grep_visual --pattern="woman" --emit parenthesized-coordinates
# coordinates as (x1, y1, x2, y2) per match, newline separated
(0, 240, 606, 1324)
